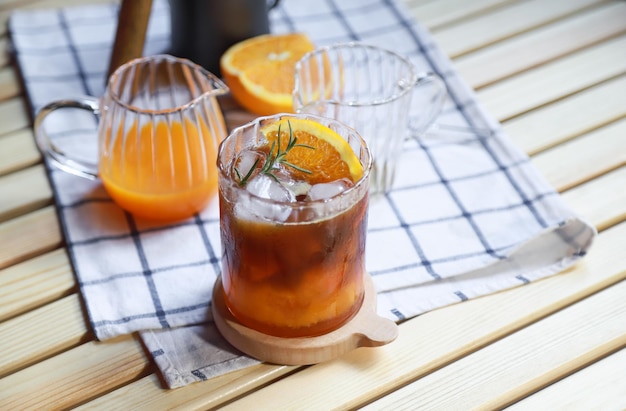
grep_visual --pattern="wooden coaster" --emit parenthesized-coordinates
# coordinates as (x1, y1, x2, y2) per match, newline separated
(212, 272, 398, 365)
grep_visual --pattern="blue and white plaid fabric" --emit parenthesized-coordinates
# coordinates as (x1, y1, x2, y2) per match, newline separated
(10, 0, 595, 388)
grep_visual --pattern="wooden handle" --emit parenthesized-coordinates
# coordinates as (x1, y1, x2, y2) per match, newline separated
(356, 310, 399, 348)
(106, 0, 153, 79)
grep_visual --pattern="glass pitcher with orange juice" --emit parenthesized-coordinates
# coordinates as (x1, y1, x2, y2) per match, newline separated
(34, 54, 229, 221)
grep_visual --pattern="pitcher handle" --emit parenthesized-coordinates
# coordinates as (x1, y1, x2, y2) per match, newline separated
(34, 96, 100, 180)
(408, 72, 446, 138)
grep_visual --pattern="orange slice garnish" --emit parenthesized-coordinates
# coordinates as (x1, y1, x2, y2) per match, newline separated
(260, 118, 363, 185)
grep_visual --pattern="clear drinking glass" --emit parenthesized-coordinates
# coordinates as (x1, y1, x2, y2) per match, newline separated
(293, 43, 445, 194)
(217, 113, 372, 338)
(35, 54, 229, 221)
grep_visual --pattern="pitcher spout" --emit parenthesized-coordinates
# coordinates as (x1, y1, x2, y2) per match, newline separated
(194, 62, 230, 100)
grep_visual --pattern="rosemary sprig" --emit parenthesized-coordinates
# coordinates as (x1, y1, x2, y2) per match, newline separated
(234, 157, 260, 184)
(236, 120, 315, 186)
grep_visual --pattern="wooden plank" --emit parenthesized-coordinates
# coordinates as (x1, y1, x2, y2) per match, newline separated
(508, 347, 626, 410)
(477, 34, 626, 121)
(431, 0, 606, 58)
(0, 294, 87, 378)
(107, 221, 626, 410)
(0, 248, 74, 322)
(454, 2, 626, 89)
(0, 164, 52, 222)
(361, 279, 626, 410)
(408, 0, 515, 30)
(503, 74, 626, 155)
(0, 98, 29, 136)
(531, 118, 626, 192)
(561, 166, 626, 232)
(0, 128, 40, 176)
(0, 334, 149, 410)
(0, 316, 295, 411)
(0, 66, 20, 101)
(74, 366, 297, 411)
(0, 206, 62, 270)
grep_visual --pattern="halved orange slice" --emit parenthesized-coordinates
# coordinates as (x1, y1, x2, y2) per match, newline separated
(220, 33, 316, 115)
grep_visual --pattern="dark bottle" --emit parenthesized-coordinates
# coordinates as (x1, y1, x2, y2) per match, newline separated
(169, 0, 279, 76)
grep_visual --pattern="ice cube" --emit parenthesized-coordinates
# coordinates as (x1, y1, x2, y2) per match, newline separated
(231, 149, 264, 183)
(287, 180, 312, 199)
(246, 174, 295, 202)
(234, 194, 293, 223)
(241, 174, 295, 222)
(272, 166, 312, 199)
(306, 179, 352, 201)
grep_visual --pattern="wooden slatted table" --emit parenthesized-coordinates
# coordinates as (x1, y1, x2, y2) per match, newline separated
(1, 0, 625, 409)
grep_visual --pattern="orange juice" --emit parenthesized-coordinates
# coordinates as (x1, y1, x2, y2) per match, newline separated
(100, 117, 218, 221)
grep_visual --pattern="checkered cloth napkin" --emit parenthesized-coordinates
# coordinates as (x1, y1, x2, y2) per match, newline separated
(10, 0, 595, 388)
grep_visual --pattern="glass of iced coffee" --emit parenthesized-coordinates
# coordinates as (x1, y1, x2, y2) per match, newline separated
(217, 113, 372, 338)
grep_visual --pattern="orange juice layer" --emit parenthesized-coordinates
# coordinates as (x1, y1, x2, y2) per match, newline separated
(223, 275, 363, 337)
(100, 118, 218, 221)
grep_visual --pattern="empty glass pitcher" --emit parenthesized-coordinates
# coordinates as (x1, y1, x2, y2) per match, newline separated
(35, 54, 229, 221)
(293, 43, 445, 194)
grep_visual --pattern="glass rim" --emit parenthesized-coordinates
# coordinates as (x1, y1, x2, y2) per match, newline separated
(293, 42, 419, 108)
(107, 54, 229, 116)
(217, 113, 372, 208)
